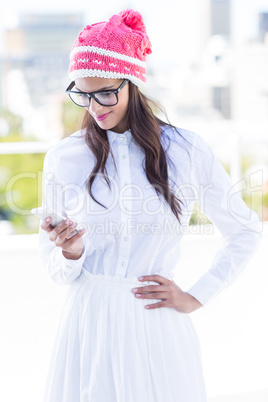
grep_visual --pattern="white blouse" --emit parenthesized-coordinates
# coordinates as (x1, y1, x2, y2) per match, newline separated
(38, 125, 262, 306)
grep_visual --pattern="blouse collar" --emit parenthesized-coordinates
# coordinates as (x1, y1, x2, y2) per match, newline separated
(107, 129, 133, 147)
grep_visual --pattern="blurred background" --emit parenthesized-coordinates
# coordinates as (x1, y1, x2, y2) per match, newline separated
(0, 1, 267, 401)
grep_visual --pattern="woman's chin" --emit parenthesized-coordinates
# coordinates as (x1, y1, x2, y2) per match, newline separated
(96, 121, 125, 133)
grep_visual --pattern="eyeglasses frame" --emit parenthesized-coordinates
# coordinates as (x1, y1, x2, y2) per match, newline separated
(65, 79, 129, 107)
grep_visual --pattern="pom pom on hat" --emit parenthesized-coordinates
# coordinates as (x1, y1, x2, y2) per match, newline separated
(68, 9, 152, 87)
(119, 9, 147, 33)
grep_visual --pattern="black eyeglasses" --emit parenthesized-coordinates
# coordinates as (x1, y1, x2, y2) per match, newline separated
(65, 79, 129, 107)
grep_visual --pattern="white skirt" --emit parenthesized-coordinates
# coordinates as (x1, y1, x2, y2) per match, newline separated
(43, 268, 208, 402)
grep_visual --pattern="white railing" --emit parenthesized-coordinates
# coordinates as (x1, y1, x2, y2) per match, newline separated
(0, 141, 56, 154)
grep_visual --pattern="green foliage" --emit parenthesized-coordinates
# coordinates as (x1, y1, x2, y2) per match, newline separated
(0, 133, 25, 143)
(189, 202, 211, 226)
(0, 109, 23, 135)
(61, 99, 85, 137)
(241, 154, 256, 174)
(0, 109, 46, 233)
(242, 190, 266, 220)
(0, 153, 45, 233)
(263, 192, 268, 206)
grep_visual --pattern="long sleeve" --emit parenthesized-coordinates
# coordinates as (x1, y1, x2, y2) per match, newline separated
(185, 134, 263, 306)
(38, 147, 87, 285)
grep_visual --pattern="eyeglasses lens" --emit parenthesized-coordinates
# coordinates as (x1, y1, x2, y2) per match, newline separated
(70, 92, 89, 107)
(70, 91, 117, 107)
(95, 91, 117, 106)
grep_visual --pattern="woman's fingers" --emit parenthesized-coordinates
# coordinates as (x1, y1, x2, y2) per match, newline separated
(134, 291, 167, 299)
(58, 227, 86, 249)
(49, 219, 85, 246)
(132, 277, 202, 313)
(48, 218, 74, 242)
(56, 222, 78, 242)
(40, 215, 86, 258)
(40, 217, 54, 232)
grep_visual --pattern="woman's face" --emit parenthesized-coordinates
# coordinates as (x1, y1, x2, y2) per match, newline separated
(75, 77, 129, 134)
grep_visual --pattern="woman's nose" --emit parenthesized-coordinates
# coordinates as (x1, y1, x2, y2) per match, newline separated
(87, 97, 105, 115)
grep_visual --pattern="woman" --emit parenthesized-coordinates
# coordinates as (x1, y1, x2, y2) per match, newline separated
(39, 9, 262, 402)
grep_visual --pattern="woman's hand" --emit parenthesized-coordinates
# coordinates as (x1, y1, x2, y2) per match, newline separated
(40, 217, 86, 260)
(132, 275, 203, 313)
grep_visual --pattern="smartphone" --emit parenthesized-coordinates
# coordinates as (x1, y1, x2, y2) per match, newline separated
(31, 207, 79, 238)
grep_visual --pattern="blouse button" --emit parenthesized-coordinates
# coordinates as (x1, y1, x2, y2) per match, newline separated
(122, 154, 127, 159)
(123, 236, 128, 241)
(121, 261, 125, 266)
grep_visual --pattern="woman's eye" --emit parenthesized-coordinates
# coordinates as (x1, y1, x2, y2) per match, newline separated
(99, 91, 113, 98)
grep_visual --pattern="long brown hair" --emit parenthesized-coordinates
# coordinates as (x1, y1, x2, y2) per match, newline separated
(81, 81, 191, 224)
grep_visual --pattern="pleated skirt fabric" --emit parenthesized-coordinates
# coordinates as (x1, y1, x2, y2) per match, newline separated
(43, 268, 208, 402)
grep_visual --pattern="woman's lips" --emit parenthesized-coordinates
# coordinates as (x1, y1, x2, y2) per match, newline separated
(96, 112, 111, 121)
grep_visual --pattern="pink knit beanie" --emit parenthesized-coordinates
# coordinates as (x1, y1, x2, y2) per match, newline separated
(68, 9, 152, 87)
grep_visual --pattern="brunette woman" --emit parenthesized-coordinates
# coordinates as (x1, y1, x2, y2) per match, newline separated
(39, 9, 262, 402)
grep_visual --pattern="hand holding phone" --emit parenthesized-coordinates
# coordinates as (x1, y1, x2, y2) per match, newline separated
(31, 207, 81, 239)
(31, 207, 67, 227)
(31, 207, 86, 259)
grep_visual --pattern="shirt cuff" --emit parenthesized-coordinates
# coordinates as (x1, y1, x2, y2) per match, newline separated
(58, 244, 87, 273)
(186, 271, 225, 307)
